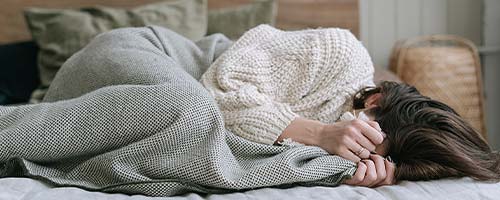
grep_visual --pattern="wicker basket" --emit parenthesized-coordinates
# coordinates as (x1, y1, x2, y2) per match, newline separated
(389, 35, 487, 139)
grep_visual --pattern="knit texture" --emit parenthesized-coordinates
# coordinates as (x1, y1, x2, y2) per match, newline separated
(201, 25, 375, 144)
(0, 26, 356, 196)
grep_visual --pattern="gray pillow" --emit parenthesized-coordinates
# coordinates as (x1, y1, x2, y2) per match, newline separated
(207, 0, 277, 40)
(24, 0, 207, 102)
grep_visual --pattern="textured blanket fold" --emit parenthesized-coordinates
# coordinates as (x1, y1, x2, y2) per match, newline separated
(0, 26, 355, 196)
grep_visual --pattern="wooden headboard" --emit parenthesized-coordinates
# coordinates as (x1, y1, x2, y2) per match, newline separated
(0, 0, 358, 44)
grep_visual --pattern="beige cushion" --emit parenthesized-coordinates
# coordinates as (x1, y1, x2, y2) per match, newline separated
(207, 0, 277, 40)
(24, 0, 207, 102)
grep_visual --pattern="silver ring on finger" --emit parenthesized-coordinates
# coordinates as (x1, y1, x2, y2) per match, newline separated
(355, 147, 365, 156)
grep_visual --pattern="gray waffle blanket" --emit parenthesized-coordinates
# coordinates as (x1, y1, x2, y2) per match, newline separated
(0, 26, 355, 196)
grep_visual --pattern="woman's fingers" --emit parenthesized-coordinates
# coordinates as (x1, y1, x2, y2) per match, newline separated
(346, 138, 370, 159)
(366, 120, 386, 139)
(351, 119, 384, 145)
(343, 156, 396, 187)
(359, 160, 377, 186)
(385, 159, 396, 184)
(366, 120, 381, 132)
(375, 159, 396, 187)
(352, 132, 377, 153)
(344, 162, 367, 185)
(345, 120, 376, 152)
(369, 154, 387, 187)
(340, 146, 362, 163)
(317, 120, 384, 163)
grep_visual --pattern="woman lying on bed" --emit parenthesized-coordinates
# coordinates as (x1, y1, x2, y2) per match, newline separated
(200, 25, 500, 187)
(0, 24, 498, 195)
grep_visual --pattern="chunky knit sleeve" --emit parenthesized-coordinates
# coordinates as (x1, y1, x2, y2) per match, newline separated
(201, 63, 299, 144)
(201, 25, 374, 145)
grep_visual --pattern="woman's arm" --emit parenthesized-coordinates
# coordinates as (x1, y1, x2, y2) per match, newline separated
(201, 25, 377, 147)
(275, 117, 325, 146)
(277, 117, 385, 163)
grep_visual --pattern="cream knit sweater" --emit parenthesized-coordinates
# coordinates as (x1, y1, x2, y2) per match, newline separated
(201, 25, 374, 144)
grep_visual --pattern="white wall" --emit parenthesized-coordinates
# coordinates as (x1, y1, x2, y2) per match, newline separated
(360, 0, 481, 68)
(483, 0, 500, 150)
(359, 0, 500, 149)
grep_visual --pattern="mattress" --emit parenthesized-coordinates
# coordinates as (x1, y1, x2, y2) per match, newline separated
(2, 177, 499, 200)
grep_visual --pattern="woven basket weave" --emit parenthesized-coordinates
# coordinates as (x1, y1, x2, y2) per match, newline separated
(389, 35, 487, 139)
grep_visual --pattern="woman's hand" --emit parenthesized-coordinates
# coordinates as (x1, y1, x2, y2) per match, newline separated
(343, 154, 396, 187)
(277, 117, 385, 163)
(315, 119, 385, 162)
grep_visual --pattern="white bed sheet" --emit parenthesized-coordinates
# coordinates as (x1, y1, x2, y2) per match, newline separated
(1, 177, 499, 200)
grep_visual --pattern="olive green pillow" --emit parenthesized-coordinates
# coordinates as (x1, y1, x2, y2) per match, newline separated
(207, 0, 277, 40)
(24, 0, 207, 102)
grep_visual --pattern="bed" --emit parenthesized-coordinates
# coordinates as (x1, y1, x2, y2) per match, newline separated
(2, 177, 500, 200)
(1, 1, 499, 199)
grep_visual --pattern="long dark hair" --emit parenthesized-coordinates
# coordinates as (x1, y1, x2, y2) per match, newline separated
(354, 81, 500, 182)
